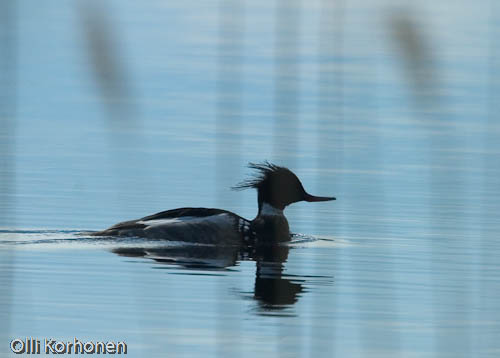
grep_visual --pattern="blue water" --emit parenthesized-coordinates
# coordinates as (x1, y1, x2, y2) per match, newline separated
(1, 0, 500, 357)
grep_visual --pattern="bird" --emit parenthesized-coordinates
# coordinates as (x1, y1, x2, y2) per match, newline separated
(92, 162, 335, 245)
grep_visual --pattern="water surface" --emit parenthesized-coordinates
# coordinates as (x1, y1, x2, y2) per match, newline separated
(2, 0, 500, 357)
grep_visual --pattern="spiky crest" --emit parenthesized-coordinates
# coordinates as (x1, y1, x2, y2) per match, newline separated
(231, 161, 286, 191)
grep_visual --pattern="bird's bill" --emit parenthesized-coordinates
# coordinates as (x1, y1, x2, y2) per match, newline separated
(303, 193, 336, 202)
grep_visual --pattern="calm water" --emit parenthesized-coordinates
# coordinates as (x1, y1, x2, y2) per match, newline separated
(1, 0, 500, 357)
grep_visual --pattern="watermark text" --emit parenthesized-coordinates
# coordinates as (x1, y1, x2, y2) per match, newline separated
(10, 337, 127, 355)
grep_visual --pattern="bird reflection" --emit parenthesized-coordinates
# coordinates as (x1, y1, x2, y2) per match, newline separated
(112, 244, 303, 310)
(250, 245, 303, 309)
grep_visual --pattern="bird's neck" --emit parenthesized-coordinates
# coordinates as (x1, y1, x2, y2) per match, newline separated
(253, 202, 290, 243)
(258, 202, 284, 217)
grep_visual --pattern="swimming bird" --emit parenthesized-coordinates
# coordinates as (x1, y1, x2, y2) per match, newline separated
(93, 162, 335, 245)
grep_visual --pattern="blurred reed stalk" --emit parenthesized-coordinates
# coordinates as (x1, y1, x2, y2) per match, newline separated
(273, 0, 300, 166)
(215, 1, 245, 355)
(80, 0, 135, 123)
(215, 0, 244, 207)
(313, 0, 345, 355)
(0, 0, 17, 345)
(389, 9, 470, 355)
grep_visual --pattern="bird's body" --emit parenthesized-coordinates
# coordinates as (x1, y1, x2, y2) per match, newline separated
(93, 162, 335, 245)
(95, 208, 248, 245)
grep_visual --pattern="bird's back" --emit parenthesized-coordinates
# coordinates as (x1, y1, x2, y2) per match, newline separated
(93, 207, 246, 245)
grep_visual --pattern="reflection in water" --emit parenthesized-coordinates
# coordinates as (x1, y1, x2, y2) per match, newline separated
(252, 245, 302, 309)
(112, 244, 314, 311)
(112, 245, 240, 269)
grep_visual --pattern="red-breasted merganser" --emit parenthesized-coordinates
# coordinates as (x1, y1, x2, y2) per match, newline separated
(93, 162, 335, 245)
